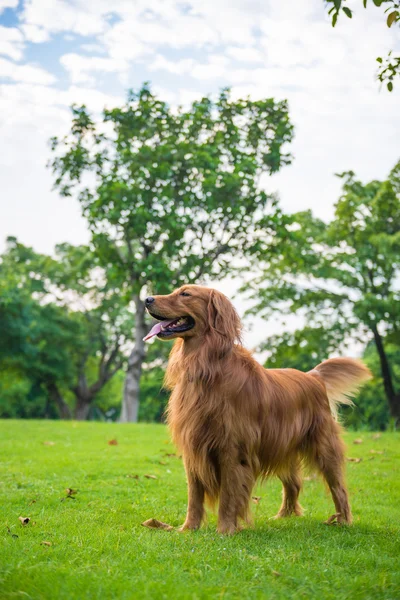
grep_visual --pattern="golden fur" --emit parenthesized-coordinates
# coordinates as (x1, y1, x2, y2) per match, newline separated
(148, 285, 372, 534)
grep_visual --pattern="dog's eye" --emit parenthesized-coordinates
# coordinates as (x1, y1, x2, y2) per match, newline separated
(180, 291, 191, 297)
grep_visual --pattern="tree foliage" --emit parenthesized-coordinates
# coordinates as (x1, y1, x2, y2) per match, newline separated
(324, 0, 400, 90)
(246, 160, 400, 425)
(0, 238, 132, 419)
(50, 85, 293, 292)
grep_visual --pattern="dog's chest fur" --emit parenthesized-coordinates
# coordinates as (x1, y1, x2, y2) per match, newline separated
(167, 378, 230, 455)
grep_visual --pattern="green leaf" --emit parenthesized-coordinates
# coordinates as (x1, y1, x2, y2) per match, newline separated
(387, 11, 398, 27)
(332, 13, 338, 26)
(376, 57, 383, 63)
(333, 0, 341, 9)
(342, 6, 352, 18)
(372, 0, 383, 6)
(387, 81, 393, 91)
(363, 0, 367, 7)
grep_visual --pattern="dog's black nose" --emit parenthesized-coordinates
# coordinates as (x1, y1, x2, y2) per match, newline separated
(145, 297, 155, 305)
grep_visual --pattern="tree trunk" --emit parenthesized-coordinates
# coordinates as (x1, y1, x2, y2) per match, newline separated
(47, 382, 71, 419)
(391, 396, 400, 422)
(74, 396, 91, 420)
(372, 324, 400, 422)
(72, 371, 93, 420)
(120, 297, 147, 422)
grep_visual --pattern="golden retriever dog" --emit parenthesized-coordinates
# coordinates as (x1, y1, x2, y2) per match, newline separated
(143, 285, 371, 534)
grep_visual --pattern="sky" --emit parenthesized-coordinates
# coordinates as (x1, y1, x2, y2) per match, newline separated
(0, 0, 399, 351)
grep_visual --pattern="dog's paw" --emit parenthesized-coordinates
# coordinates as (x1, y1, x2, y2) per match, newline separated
(217, 523, 241, 535)
(178, 521, 201, 532)
(272, 509, 303, 519)
(324, 513, 352, 525)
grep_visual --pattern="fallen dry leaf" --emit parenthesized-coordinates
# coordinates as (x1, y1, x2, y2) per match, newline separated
(144, 474, 157, 480)
(18, 517, 30, 526)
(347, 457, 362, 463)
(372, 433, 381, 440)
(61, 488, 78, 501)
(142, 518, 174, 531)
(158, 461, 167, 465)
(126, 474, 139, 479)
(252, 496, 261, 504)
(164, 453, 177, 458)
(272, 570, 281, 577)
(370, 449, 383, 455)
(304, 474, 317, 481)
(353, 438, 363, 444)
(108, 439, 118, 446)
(28, 498, 37, 506)
(41, 541, 52, 547)
(324, 513, 341, 525)
(43, 441, 55, 446)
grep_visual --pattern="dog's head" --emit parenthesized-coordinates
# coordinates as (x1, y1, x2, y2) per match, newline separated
(143, 285, 242, 351)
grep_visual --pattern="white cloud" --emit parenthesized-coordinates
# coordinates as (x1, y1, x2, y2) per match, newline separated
(18, 0, 269, 62)
(0, 57, 56, 84)
(191, 55, 230, 80)
(60, 85, 124, 112)
(20, 23, 50, 43)
(226, 46, 265, 63)
(0, 0, 18, 12)
(60, 53, 129, 85)
(21, 0, 110, 39)
(149, 55, 195, 75)
(0, 26, 24, 60)
(150, 54, 230, 80)
(80, 42, 107, 54)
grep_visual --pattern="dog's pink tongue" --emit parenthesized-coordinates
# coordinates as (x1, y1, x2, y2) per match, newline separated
(143, 319, 175, 342)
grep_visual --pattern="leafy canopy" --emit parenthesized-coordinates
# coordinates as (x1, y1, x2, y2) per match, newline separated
(50, 84, 294, 296)
(246, 160, 400, 340)
(0, 238, 133, 418)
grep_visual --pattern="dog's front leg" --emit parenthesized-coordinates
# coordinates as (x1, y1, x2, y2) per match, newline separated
(179, 463, 204, 531)
(217, 454, 242, 535)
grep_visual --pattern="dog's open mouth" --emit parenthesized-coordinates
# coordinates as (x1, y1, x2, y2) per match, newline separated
(143, 312, 195, 341)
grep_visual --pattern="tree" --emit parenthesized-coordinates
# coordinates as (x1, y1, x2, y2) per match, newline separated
(0, 238, 131, 419)
(0, 285, 78, 419)
(245, 160, 400, 424)
(324, 0, 400, 90)
(49, 84, 294, 421)
(0, 237, 77, 418)
(47, 242, 133, 419)
(262, 326, 351, 373)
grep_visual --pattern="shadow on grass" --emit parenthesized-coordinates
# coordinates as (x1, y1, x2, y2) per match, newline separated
(164, 515, 398, 550)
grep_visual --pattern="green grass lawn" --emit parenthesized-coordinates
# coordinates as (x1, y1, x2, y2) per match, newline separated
(0, 421, 399, 600)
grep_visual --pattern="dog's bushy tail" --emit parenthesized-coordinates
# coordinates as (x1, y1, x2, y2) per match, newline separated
(310, 358, 372, 420)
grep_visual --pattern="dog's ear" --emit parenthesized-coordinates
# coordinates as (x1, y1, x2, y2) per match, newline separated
(207, 290, 242, 350)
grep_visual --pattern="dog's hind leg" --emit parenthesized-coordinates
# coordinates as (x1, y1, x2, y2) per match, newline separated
(274, 459, 303, 518)
(315, 427, 352, 525)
